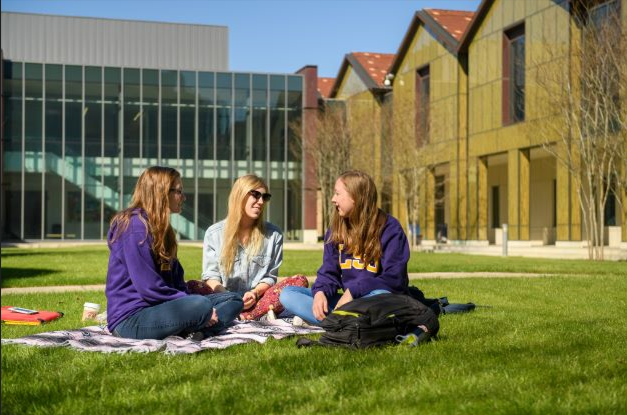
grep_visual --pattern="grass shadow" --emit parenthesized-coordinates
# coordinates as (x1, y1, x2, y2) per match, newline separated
(1, 251, 52, 259)
(1, 268, 57, 287)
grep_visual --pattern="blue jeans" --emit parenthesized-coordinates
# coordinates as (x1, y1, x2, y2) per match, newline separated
(113, 292, 244, 340)
(279, 286, 390, 325)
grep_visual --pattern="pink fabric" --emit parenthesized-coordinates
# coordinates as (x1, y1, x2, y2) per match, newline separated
(240, 275, 309, 321)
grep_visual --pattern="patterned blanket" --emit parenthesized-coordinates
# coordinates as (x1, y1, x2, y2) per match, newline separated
(1, 319, 323, 355)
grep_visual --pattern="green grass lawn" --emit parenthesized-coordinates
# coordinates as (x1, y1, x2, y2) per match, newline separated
(2, 245, 626, 288)
(2, 274, 626, 414)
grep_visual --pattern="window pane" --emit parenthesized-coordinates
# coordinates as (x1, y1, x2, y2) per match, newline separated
(198, 72, 215, 161)
(180, 71, 196, 160)
(512, 35, 525, 122)
(124, 68, 140, 158)
(103, 67, 122, 214)
(252, 74, 268, 163)
(161, 70, 178, 161)
(270, 75, 285, 108)
(65, 99, 82, 239)
(85, 66, 102, 158)
(234, 74, 250, 164)
(269, 109, 284, 162)
(287, 76, 302, 109)
(4, 62, 23, 152)
(3, 62, 23, 239)
(24, 174, 43, 239)
(216, 73, 232, 177)
(142, 69, 159, 160)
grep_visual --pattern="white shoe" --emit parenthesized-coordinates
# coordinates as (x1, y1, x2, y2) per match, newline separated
(293, 316, 306, 327)
(267, 309, 277, 321)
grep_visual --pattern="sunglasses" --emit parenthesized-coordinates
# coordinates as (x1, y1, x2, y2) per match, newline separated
(169, 188, 184, 195)
(248, 190, 272, 202)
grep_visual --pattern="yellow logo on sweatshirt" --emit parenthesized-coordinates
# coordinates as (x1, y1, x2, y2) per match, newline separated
(338, 244, 378, 273)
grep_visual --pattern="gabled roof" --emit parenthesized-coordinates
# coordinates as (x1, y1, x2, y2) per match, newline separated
(388, 9, 475, 77)
(317, 77, 335, 99)
(457, 0, 494, 52)
(329, 52, 395, 98)
(424, 9, 475, 41)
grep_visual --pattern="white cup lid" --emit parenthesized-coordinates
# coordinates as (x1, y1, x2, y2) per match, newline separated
(84, 302, 101, 310)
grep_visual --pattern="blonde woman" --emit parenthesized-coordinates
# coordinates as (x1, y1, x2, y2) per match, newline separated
(280, 170, 410, 324)
(198, 174, 308, 320)
(106, 166, 243, 340)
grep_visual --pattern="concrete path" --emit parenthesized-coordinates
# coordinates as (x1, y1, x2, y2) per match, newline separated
(3, 241, 625, 259)
(1, 272, 548, 295)
(2, 284, 107, 295)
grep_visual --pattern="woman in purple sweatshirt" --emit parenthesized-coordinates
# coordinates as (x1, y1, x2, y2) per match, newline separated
(106, 166, 243, 340)
(280, 170, 410, 324)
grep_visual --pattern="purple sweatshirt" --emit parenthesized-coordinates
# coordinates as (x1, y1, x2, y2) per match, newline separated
(105, 210, 187, 332)
(311, 214, 410, 299)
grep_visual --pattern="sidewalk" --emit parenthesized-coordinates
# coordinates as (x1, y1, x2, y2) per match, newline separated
(1, 241, 324, 250)
(1, 272, 548, 295)
(422, 244, 627, 260)
(3, 240, 625, 259)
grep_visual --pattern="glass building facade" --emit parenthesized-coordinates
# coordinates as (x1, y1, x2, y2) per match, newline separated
(1, 61, 304, 241)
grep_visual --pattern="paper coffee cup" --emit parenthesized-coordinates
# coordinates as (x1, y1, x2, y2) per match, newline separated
(82, 302, 101, 322)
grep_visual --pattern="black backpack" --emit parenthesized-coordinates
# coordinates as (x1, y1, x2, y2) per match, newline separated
(297, 293, 439, 349)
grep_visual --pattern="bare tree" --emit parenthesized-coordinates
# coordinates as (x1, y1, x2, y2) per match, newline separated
(533, 2, 626, 259)
(346, 96, 385, 193)
(290, 100, 353, 234)
(383, 92, 430, 248)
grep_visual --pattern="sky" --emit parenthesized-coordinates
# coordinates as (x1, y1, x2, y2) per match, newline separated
(1, 0, 481, 78)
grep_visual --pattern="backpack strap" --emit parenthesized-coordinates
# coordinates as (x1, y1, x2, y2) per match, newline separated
(442, 302, 476, 314)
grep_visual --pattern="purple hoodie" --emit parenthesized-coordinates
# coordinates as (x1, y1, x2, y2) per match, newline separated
(105, 210, 187, 332)
(312, 214, 410, 299)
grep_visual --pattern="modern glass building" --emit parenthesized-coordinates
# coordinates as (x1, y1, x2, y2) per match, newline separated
(1, 13, 305, 241)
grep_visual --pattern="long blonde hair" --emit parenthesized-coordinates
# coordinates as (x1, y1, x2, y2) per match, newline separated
(109, 166, 180, 263)
(327, 170, 385, 266)
(220, 174, 269, 277)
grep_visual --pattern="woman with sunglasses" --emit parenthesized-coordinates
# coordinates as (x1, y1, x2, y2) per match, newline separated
(280, 170, 410, 325)
(106, 166, 244, 340)
(195, 174, 308, 320)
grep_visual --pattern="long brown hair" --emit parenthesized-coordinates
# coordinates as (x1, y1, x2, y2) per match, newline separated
(109, 166, 180, 263)
(327, 170, 386, 266)
(220, 174, 269, 277)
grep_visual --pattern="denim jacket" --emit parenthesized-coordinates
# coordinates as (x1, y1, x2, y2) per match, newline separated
(201, 220, 283, 294)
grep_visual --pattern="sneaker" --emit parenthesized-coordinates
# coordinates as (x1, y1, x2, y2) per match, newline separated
(395, 328, 431, 347)
(292, 316, 310, 327)
(185, 331, 205, 342)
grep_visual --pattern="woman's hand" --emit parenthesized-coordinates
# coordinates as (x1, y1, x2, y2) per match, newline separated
(335, 289, 353, 309)
(242, 291, 258, 310)
(205, 308, 219, 327)
(312, 291, 329, 321)
(186, 280, 214, 295)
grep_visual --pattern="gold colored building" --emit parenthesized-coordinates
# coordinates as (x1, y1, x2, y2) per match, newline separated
(326, 0, 626, 250)
(387, 9, 474, 244)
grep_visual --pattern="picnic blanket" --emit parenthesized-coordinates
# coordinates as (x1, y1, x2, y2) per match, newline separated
(1, 318, 323, 355)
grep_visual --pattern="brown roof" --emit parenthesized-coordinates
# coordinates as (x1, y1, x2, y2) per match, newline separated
(350, 52, 395, 87)
(388, 8, 476, 78)
(329, 52, 395, 98)
(424, 9, 474, 41)
(317, 77, 335, 99)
